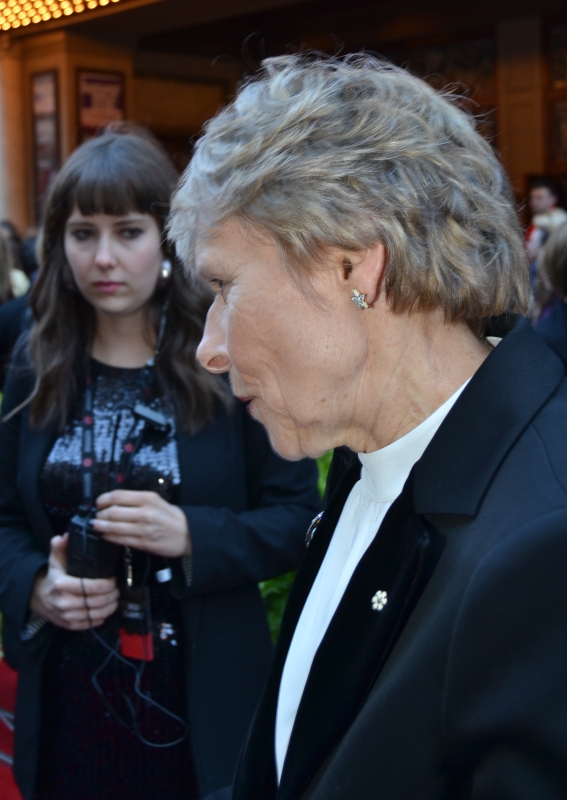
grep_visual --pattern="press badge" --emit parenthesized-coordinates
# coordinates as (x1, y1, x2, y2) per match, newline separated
(119, 586, 154, 662)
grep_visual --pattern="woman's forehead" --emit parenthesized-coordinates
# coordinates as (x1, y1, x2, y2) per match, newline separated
(195, 220, 279, 276)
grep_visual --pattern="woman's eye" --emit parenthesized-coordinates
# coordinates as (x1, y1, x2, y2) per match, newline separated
(210, 278, 230, 301)
(71, 229, 93, 241)
(121, 227, 143, 239)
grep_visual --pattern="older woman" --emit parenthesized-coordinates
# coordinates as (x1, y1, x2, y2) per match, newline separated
(170, 55, 567, 800)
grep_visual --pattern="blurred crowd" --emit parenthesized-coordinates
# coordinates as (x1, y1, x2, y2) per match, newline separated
(0, 221, 38, 389)
(526, 179, 567, 367)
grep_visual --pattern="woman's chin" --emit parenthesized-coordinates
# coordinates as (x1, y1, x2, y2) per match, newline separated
(252, 403, 328, 461)
(265, 432, 304, 461)
(259, 423, 304, 462)
(264, 424, 327, 462)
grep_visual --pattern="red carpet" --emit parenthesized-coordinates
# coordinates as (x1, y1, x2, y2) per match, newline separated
(0, 659, 21, 800)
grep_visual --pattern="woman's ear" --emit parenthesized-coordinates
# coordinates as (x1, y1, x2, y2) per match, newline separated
(338, 243, 387, 307)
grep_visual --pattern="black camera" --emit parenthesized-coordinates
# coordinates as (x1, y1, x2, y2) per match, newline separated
(67, 511, 121, 579)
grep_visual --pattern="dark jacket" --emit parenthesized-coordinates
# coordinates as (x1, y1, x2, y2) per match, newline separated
(233, 323, 567, 800)
(0, 344, 320, 800)
(535, 298, 567, 368)
(0, 292, 32, 389)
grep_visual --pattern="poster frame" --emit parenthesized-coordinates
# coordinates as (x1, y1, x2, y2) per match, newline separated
(31, 69, 60, 222)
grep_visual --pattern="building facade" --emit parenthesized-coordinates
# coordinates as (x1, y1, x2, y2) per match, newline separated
(0, 0, 564, 233)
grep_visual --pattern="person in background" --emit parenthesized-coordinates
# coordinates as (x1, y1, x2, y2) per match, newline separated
(0, 227, 30, 304)
(0, 219, 23, 274)
(534, 221, 567, 367)
(525, 179, 567, 287)
(0, 291, 33, 389)
(20, 234, 39, 277)
(170, 53, 567, 800)
(0, 128, 319, 800)
(0, 225, 31, 385)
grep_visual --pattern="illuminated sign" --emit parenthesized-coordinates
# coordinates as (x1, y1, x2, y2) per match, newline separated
(0, 0, 121, 30)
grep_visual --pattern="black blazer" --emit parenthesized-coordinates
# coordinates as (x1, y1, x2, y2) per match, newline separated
(233, 323, 567, 800)
(535, 299, 567, 368)
(0, 346, 320, 800)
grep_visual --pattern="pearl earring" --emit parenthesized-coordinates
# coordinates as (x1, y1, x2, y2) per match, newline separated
(158, 259, 172, 288)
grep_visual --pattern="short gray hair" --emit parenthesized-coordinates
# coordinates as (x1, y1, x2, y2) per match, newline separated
(170, 54, 530, 333)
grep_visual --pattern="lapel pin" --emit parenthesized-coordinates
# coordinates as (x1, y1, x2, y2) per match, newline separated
(305, 511, 324, 547)
(371, 590, 388, 611)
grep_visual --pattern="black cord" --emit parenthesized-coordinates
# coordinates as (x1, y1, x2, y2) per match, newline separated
(79, 576, 188, 748)
(76, 360, 186, 748)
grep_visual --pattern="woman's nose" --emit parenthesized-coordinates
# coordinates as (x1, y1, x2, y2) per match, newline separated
(95, 235, 117, 269)
(197, 299, 231, 374)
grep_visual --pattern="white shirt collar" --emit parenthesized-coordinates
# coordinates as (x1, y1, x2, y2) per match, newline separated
(359, 380, 470, 504)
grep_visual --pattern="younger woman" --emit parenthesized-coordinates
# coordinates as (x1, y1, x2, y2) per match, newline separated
(0, 129, 319, 800)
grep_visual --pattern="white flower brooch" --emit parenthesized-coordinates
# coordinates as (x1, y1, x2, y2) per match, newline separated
(371, 590, 388, 612)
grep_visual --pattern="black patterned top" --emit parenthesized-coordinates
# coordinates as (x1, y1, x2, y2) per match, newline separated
(35, 359, 197, 800)
(40, 358, 181, 534)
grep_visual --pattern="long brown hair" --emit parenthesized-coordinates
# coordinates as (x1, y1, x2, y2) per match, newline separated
(27, 128, 229, 431)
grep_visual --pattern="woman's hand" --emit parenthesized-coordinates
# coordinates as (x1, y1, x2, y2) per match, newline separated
(29, 534, 119, 631)
(93, 490, 192, 558)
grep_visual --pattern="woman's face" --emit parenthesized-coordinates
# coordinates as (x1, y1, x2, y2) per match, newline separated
(195, 218, 370, 461)
(64, 207, 163, 320)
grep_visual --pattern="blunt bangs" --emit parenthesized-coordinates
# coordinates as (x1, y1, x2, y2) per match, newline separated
(54, 132, 177, 226)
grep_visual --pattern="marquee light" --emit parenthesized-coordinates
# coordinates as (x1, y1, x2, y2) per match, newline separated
(0, 0, 121, 29)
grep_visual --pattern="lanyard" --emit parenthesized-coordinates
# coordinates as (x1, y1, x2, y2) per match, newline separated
(80, 361, 155, 512)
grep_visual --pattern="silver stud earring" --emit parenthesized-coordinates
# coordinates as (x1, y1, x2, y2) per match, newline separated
(351, 289, 369, 310)
(158, 258, 172, 288)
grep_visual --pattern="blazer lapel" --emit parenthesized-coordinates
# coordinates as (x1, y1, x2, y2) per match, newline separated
(277, 463, 362, 656)
(413, 321, 566, 517)
(277, 477, 445, 800)
(232, 463, 362, 800)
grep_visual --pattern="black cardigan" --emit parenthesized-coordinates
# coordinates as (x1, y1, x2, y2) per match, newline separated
(232, 323, 567, 800)
(0, 344, 320, 800)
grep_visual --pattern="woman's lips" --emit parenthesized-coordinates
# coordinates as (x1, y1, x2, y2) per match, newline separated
(93, 281, 123, 294)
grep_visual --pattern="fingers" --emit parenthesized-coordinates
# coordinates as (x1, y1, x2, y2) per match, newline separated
(49, 534, 69, 571)
(59, 599, 118, 623)
(96, 489, 160, 509)
(99, 532, 153, 550)
(95, 505, 144, 523)
(58, 598, 119, 631)
(54, 574, 117, 597)
(51, 586, 119, 612)
(45, 583, 119, 630)
(93, 519, 148, 539)
(92, 506, 162, 544)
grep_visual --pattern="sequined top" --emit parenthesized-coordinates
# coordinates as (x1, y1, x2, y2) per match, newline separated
(40, 358, 180, 535)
